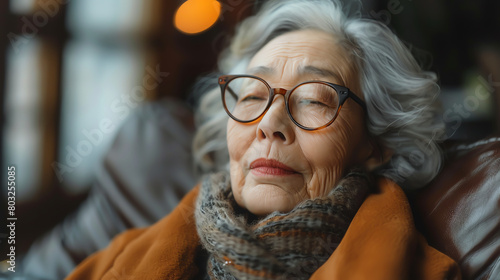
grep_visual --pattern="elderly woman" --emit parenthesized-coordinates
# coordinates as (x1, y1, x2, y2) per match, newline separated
(67, 0, 461, 279)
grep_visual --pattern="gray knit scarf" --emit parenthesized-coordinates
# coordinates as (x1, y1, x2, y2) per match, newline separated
(195, 170, 371, 280)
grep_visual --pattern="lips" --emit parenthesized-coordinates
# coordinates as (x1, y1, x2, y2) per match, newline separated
(250, 158, 298, 176)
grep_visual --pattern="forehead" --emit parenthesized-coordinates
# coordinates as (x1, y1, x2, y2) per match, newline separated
(247, 29, 353, 84)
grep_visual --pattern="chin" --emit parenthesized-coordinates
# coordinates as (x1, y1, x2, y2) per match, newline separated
(241, 191, 298, 216)
(246, 203, 291, 216)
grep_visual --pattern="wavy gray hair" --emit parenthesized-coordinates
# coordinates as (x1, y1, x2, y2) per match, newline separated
(192, 0, 445, 190)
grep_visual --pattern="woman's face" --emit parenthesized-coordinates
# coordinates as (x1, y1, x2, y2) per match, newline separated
(227, 29, 373, 216)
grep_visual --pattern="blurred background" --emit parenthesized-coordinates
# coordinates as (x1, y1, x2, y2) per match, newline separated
(1, 0, 499, 256)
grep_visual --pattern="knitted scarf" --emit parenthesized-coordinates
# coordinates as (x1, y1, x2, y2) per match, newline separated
(195, 170, 371, 280)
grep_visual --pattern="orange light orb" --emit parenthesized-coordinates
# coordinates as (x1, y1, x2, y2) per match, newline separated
(174, 0, 221, 34)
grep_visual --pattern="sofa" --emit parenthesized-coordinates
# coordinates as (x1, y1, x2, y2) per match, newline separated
(410, 136, 500, 279)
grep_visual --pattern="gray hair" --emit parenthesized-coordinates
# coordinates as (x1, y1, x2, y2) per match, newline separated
(192, 0, 445, 190)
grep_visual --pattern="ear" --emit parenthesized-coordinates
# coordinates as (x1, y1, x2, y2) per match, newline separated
(362, 137, 393, 171)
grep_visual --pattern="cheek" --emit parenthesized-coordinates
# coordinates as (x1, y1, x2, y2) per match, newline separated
(227, 120, 255, 202)
(302, 129, 351, 170)
(227, 121, 253, 161)
(300, 120, 360, 197)
(300, 134, 347, 196)
(321, 113, 366, 167)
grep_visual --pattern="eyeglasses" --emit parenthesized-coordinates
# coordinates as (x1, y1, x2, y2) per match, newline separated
(218, 74, 367, 131)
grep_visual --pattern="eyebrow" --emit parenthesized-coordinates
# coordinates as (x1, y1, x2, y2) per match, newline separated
(247, 66, 274, 76)
(247, 65, 342, 82)
(300, 66, 341, 81)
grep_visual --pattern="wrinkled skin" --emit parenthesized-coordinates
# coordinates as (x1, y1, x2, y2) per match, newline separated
(227, 29, 375, 216)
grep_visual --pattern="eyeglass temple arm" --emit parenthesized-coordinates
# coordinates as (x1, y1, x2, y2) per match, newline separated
(347, 91, 367, 112)
(226, 86, 238, 100)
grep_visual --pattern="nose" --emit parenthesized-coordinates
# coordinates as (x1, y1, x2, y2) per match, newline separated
(256, 94, 295, 144)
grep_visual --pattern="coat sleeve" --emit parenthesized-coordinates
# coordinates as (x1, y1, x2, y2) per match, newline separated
(310, 178, 461, 280)
(66, 186, 201, 280)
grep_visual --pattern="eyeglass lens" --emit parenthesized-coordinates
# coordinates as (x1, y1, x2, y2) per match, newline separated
(223, 77, 340, 129)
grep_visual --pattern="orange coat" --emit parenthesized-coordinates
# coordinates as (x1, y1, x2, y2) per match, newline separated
(66, 178, 461, 280)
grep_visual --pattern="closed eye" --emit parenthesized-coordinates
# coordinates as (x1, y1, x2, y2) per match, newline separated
(300, 99, 330, 107)
(241, 95, 266, 101)
(239, 90, 268, 103)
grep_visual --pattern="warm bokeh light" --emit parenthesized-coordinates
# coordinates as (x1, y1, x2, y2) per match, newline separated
(174, 0, 221, 34)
